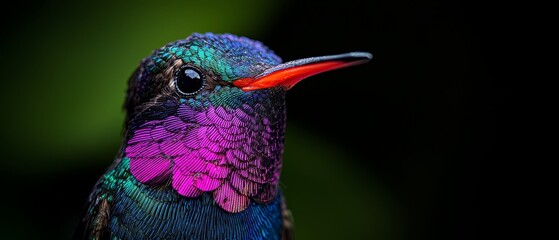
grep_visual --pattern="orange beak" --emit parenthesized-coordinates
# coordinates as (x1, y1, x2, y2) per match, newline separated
(233, 52, 372, 91)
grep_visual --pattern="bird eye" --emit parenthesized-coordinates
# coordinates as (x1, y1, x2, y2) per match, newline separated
(174, 66, 205, 95)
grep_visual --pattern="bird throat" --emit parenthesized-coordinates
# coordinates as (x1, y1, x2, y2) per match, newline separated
(123, 90, 286, 213)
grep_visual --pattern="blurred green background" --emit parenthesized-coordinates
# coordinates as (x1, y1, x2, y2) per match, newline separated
(1, 0, 488, 239)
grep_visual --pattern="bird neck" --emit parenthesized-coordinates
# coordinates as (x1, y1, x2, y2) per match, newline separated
(123, 91, 287, 212)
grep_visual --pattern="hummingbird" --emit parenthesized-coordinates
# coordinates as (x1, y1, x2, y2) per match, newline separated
(75, 33, 371, 239)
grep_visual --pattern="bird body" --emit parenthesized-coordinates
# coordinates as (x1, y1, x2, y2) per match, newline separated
(75, 33, 370, 239)
(82, 158, 285, 239)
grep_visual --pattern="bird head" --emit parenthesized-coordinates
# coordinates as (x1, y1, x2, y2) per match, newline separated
(122, 33, 371, 212)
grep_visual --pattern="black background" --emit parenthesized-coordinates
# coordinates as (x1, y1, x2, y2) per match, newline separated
(262, 1, 491, 239)
(0, 0, 496, 239)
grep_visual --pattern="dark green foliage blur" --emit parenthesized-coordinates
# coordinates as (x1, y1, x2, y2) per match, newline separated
(0, 1, 393, 239)
(2, 0, 487, 239)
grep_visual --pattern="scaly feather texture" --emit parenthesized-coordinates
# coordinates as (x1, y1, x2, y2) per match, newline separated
(75, 32, 371, 239)
(80, 158, 284, 239)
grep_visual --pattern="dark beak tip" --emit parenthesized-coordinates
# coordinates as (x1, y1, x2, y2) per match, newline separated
(348, 52, 373, 62)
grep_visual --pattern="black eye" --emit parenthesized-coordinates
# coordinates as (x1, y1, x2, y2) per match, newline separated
(175, 66, 205, 95)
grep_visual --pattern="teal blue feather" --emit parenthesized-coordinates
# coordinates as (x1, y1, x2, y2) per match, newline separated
(79, 158, 283, 239)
